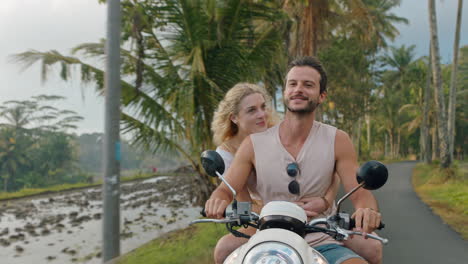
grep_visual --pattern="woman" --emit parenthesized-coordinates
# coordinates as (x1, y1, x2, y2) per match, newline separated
(210, 83, 346, 264)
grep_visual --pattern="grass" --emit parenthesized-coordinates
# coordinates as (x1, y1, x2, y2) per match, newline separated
(116, 224, 228, 264)
(412, 161, 468, 240)
(0, 172, 188, 201)
(0, 182, 94, 200)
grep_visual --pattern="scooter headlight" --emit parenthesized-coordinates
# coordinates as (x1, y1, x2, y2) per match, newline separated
(243, 242, 303, 264)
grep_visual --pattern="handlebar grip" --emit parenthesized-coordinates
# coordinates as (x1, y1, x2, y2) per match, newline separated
(200, 208, 226, 218)
(350, 218, 385, 230)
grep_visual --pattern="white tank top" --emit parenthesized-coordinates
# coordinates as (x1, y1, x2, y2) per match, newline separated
(216, 147, 262, 201)
(216, 147, 234, 174)
(250, 121, 340, 246)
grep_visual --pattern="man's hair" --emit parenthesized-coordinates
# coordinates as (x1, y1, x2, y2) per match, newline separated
(287, 56, 328, 94)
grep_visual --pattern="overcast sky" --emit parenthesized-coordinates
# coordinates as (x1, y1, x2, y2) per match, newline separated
(1, 0, 467, 134)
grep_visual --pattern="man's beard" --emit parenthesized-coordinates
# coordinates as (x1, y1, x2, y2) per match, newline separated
(284, 97, 320, 115)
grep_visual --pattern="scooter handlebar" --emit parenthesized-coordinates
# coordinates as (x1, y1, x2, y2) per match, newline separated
(200, 207, 226, 218)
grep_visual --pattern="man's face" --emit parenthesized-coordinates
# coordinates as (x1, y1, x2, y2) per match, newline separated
(283, 66, 326, 114)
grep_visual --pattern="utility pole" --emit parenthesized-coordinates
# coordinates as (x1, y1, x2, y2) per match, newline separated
(102, 0, 121, 262)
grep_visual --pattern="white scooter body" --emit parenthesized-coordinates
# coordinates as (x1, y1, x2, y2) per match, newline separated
(223, 201, 329, 264)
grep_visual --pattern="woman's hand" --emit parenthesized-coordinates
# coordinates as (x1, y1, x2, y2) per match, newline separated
(294, 196, 329, 218)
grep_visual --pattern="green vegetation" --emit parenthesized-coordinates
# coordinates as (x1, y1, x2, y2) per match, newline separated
(117, 224, 227, 264)
(0, 96, 186, 195)
(12, 0, 421, 204)
(0, 172, 161, 201)
(0, 95, 86, 192)
(0, 182, 92, 201)
(412, 161, 468, 239)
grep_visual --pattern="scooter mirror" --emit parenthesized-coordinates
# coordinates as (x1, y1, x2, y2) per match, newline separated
(201, 150, 225, 177)
(356, 161, 388, 190)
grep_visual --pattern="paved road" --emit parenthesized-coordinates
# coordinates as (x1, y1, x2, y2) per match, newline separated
(343, 161, 467, 263)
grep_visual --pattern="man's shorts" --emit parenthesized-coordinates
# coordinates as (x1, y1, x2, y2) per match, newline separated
(314, 244, 365, 264)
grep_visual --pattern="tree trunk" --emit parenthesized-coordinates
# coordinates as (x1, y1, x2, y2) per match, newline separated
(421, 43, 432, 163)
(366, 113, 371, 153)
(431, 125, 440, 161)
(448, 0, 463, 161)
(356, 117, 362, 156)
(316, 107, 323, 122)
(285, 0, 328, 58)
(396, 130, 401, 158)
(384, 133, 389, 158)
(428, 0, 451, 168)
(388, 130, 394, 158)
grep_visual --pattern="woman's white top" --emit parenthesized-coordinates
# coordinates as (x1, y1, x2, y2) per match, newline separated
(215, 146, 261, 202)
(215, 147, 234, 175)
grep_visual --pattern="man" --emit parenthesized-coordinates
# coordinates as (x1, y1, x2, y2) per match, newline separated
(205, 56, 382, 264)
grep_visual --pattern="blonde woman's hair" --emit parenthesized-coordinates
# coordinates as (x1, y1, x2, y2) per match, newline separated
(211, 83, 279, 146)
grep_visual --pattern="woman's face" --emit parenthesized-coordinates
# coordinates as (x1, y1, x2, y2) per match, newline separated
(232, 93, 268, 136)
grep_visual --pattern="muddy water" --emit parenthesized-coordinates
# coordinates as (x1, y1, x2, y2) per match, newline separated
(0, 176, 201, 263)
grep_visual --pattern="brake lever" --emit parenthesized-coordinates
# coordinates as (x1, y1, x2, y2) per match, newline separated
(344, 230, 389, 244)
(190, 218, 239, 225)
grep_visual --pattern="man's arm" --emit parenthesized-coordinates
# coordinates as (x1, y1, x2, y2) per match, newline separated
(295, 172, 339, 218)
(205, 136, 255, 218)
(334, 129, 381, 233)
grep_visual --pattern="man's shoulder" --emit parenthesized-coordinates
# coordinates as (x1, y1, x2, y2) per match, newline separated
(315, 121, 337, 130)
(315, 121, 338, 137)
(334, 128, 349, 138)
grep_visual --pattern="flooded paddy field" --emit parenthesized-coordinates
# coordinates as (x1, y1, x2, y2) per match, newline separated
(0, 176, 200, 263)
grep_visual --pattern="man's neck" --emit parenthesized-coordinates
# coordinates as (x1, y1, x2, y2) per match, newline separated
(279, 111, 316, 153)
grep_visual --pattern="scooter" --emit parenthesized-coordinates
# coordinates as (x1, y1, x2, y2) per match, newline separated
(192, 150, 389, 264)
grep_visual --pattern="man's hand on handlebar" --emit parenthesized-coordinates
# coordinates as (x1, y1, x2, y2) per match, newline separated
(351, 208, 382, 235)
(205, 198, 229, 219)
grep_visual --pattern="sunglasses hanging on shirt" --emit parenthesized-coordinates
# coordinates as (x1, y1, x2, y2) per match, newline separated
(286, 162, 300, 195)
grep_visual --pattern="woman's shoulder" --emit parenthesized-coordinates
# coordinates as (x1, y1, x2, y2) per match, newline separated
(216, 146, 234, 160)
(216, 146, 234, 171)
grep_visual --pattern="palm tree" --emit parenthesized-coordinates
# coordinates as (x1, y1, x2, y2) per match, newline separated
(282, 0, 408, 126)
(0, 128, 30, 192)
(422, 46, 432, 163)
(282, 0, 329, 57)
(428, 0, 451, 168)
(448, 0, 464, 160)
(283, 0, 407, 58)
(453, 45, 468, 160)
(0, 96, 83, 191)
(376, 45, 416, 157)
(0, 97, 83, 132)
(12, 0, 288, 203)
(0, 101, 36, 130)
